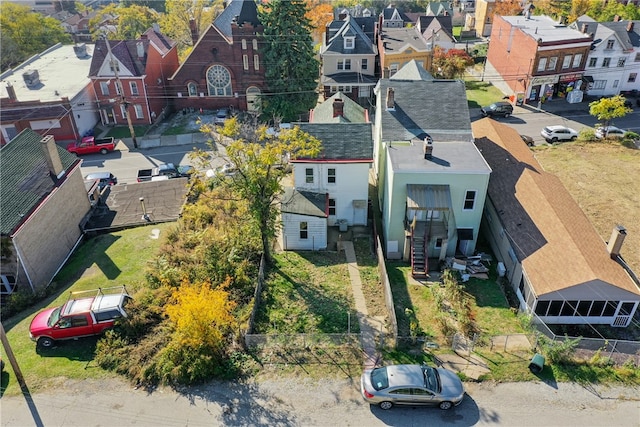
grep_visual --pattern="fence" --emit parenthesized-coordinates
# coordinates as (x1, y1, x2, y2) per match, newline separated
(244, 333, 361, 349)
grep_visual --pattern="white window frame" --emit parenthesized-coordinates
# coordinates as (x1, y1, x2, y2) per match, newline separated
(253, 54, 260, 70)
(361, 58, 368, 70)
(547, 57, 557, 71)
(299, 222, 308, 239)
(100, 81, 109, 96)
(130, 81, 139, 96)
(588, 57, 597, 67)
(617, 57, 626, 67)
(562, 55, 571, 69)
(537, 57, 547, 72)
(629, 73, 637, 82)
(606, 40, 614, 49)
(115, 81, 123, 95)
(242, 39, 247, 50)
(188, 82, 197, 97)
(134, 104, 143, 119)
(327, 168, 336, 184)
(592, 80, 606, 90)
(243, 54, 249, 70)
(344, 36, 355, 49)
(328, 198, 336, 216)
(613, 79, 619, 88)
(305, 168, 314, 184)
(252, 39, 258, 50)
(463, 190, 476, 211)
(572, 53, 582, 68)
(120, 104, 127, 119)
(602, 57, 611, 68)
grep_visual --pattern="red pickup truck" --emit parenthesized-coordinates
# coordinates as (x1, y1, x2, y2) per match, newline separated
(66, 136, 117, 155)
(29, 286, 131, 349)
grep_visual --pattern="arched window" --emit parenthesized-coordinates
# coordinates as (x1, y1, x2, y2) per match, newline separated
(188, 82, 197, 97)
(206, 65, 232, 97)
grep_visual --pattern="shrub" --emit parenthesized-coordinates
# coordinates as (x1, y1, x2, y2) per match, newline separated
(579, 128, 597, 142)
(537, 335, 580, 364)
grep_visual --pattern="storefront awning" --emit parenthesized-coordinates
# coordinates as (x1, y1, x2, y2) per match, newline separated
(582, 75, 594, 83)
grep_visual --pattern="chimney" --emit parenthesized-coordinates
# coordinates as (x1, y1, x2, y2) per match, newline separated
(136, 41, 144, 58)
(339, 13, 347, 20)
(607, 225, 627, 259)
(6, 83, 17, 102)
(333, 98, 344, 117)
(386, 87, 395, 110)
(383, 67, 390, 78)
(40, 135, 65, 179)
(189, 19, 199, 44)
(423, 135, 433, 160)
(152, 23, 160, 33)
(73, 43, 87, 58)
(614, 15, 621, 22)
(627, 21, 634, 32)
(581, 24, 588, 33)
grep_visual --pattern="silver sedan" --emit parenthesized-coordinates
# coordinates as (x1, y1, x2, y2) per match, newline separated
(360, 364, 465, 410)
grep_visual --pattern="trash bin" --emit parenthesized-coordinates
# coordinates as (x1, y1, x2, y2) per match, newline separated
(529, 353, 545, 373)
(338, 219, 348, 232)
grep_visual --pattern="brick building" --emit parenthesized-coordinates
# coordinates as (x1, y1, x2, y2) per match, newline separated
(168, 0, 266, 114)
(487, 15, 592, 104)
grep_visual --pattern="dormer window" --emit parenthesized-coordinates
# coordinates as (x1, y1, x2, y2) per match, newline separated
(344, 36, 355, 50)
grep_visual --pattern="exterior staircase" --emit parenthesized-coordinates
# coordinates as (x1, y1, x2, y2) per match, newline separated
(411, 222, 428, 279)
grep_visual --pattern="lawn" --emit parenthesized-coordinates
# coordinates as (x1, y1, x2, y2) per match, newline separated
(104, 125, 149, 139)
(465, 80, 506, 109)
(1, 223, 174, 396)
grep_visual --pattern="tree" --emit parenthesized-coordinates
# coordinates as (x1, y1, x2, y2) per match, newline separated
(89, 4, 159, 40)
(159, 0, 222, 57)
(200, 117, 322, 263)
(259, 0, 320, 122)
(493, 0, 524, 17)
(0, 2, 72, 71)
(568, 0, 591, 22)
(432, 47, 474, 79)
(589, 95, 632, 134)
(306, 2, 335, 45)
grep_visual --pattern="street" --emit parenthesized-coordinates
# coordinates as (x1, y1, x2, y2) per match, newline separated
(1, 376, 638, 426)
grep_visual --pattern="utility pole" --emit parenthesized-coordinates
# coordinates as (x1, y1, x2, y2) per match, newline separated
(104, 36, 138, 149)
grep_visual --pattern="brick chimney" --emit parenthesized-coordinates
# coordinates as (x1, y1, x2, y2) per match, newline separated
(607, 225, 626, 259)
(627, 21, 634, 32)
(136, 41, 144, 58)
(189, 19, 199, 44)
(614, 15, 621, 22)
(386, 87, 395, 110)
(581, 23, 588, 33)
(6, 83, 17, 102)
(333, 98, 344, 117)
(40, 135, 65, 179)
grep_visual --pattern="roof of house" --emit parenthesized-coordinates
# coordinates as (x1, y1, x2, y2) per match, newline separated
(321, 72, 378, 86)
(421, 18, 456, 44)
(296, 123, 373, 161)
(500, 15, 593, 44)
(322, 15, 377, 55)
(389, 59, 434, 81)
(309, 92, 369, 123)
(425, 1, 454, 17)
(472, 118, 639, 297)
(0, 43, 93, 102)
(214, 0, 261, 39)
(281, 188, 328, 218)
(0, 129, 80, 235)
(381, 5, 411, 23)
(417, 14, 453, 34)
(571, 17, 640, 51)
(379, 27, 430, 53)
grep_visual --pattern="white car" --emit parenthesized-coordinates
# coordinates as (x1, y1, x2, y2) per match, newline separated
(541, 125, 578, 143)
(595, 126, 626, 139)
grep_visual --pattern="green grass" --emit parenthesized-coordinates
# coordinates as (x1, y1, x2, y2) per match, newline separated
(465, 80, 506, 109)
(104, 125, 149, 139)
(1, 223, 174, 396)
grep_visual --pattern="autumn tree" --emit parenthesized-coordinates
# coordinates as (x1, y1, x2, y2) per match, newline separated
(200, 116, 322, 263)
(589, 95, 632, 133)
(0, 2, 72, 71)
(493, 0, 524, 17)
(432, 47, 474, 79)
(159, 0, 222, 57)
(568, 0, 591, 22)
(89, 3, 159, 40)
(259, 0, 320, 122)
(306, 2, 335, 45)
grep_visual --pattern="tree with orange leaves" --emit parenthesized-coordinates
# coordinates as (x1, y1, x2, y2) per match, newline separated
(306, 2, 335, 45)
(493, 0, 525, 17)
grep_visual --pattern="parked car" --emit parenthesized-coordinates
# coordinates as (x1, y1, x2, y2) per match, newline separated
(0, 274, 17, 306)
(541, 125, 578, 143)
(137, 163, 193, 182)
(595, 126, 627, 139)
(214, 108, 230, 125)
(520, 134, 535, 147)
(360, 364, 465, 410)
(84, 172, 118, 189)
(480, 102, 514, 118)
(66, 136, 117, 155)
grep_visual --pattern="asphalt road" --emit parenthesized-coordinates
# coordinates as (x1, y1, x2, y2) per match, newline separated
(1, 377, 638, 426)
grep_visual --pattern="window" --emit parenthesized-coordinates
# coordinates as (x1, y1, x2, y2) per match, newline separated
(120, 104, 128, 119)
(434, 238, 443, 249)
(606, 40, 614, 49)
(547, 301, 563, 316)
(562, 55, 572, 69)
(134, 104, 143, 119)
(537, 57, 547, 72)
(389, 63, 398, 75)
(254, 55, 259, 70)
(71, 316, 89, 327)
(299, 222, 308, 239)
(305, 168, 313, 183)
(330, 85, 338, 93)
(613, 79, 619, 88)
(617, 57, 626, 67)
(328, 198, 336, 216)
(100, 81, 109, 95)
(629, 73, 637, 82)
(463, 190, 476, 210)
(561, 301, 578, 316)
(243, 54, 249, 70)
(206, 65, 232, 96)
(603, 301, 618, 316)
(535, 300, 550, 316)
(576, 301, 592, 317)
(547, 57, 557, 70)
(572, 53, 582, 68)
(188, 82, 197, 97)
(344, 59, 351, 70)
(327, 168, 336, 183)
(635, 52, 640, 62)
(115, 81, 123, 95)
(252, 39, 258, 50)
(338, 60, 345, 70)
(593, 80, 606, 89)
(109, 62, 119, 72)
(619, 302, 635, 316)
(337, 85, 352, 93)
(344, 36, 355, 49)
(241, 39, 247, 50)
(130, 82, 139, 96)
(361, 58, 368, 70)
(588, 57, 597, 67)
(602, 57, 611, 67)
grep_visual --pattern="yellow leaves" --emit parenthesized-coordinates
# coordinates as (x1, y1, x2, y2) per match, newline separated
(166, 279, 237, 349)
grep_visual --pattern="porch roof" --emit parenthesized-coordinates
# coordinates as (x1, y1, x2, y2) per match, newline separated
(406, 184, 451, 211)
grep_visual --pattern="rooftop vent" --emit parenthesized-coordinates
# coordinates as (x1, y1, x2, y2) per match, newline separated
(73, 43, 88, 58)
(386, 87, 395, 111)
(423, 134, 433, 160)
(607, 225, 626, 259)
(23, 70, 40, 87)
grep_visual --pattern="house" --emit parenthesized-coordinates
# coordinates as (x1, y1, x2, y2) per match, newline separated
(570, 16, 640, 96)
(487, 15, 592, 103)
(373, 60, 491, 276)
(474, 0, 499, 37)
(417, 15, 457, 51)
(0, 43, 97, 146)
(473, 118, 640, 327)
(378, 27, 432, 78)
(89, 26, 179, 126)
(320, 14, 378, 105)
(168, 0, 265, 114)
(379, 4, 411, 28)
(0, 130, 90, 293)
(280, 95, 373, 251)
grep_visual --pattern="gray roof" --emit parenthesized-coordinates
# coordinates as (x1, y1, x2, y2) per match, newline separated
(323, 15, 377, 55)
(281, 188, 328, 217)
(379, 27, 430, 53)
(0, 129, 80, 235)
(417, 15, 453, 33)
(213, 0, 261, 39)
(390, 59, 434, 81)
(296, 123, 373, 160)
(571, 17, 640, 51)
(310, 92, 369, 123)
(500, 15, 592, 44)
(388, 139, 491, 175)
(321, 72, 378, 86)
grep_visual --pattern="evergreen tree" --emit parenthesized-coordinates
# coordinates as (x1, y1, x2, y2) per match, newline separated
(259, 0, 320, 122)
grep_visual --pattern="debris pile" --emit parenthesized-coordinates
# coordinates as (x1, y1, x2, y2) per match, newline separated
(445, 253, 493, 281)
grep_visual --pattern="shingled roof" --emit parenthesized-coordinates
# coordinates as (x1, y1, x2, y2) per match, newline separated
(214, 0, 261, 39)
(309, 92, 369, 123)
(296, 123, 373, 161)
(0, 129, 80, 235)
(281, 188, 328, 217)
(323, 14, 377, 55)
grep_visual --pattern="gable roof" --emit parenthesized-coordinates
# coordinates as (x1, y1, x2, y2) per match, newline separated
(425, 1, 454, 17)
(417, 14, 453, 34)
(309, 92, 369, 123)
(281, 188, 328, 217)
(571, 17, 640, 51)
(323, 15, 377, 55)
(90, 39, 148, 77)
(379, 27, 430, 53)
(0, 129, 80, 235)
(421, 19, 456, 44)
(381, 5, 410, 23)
(390, 59, 434, 81)
(213, 0, 261, 39)
(296, 123, 373, 161)
(472, 118, 639, 297)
